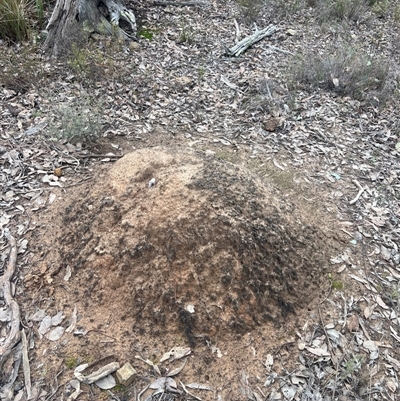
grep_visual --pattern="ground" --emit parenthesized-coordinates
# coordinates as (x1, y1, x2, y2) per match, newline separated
(1, 0, 400, 400)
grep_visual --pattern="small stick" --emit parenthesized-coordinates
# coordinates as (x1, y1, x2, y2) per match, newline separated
(180, 381, 202, 401)
(137, 384, 150, 401)
(265, 44, 293, 55)
(21, 329, 32, 399)
(233, 19, 240, 43)
(349, 179, 365, 205)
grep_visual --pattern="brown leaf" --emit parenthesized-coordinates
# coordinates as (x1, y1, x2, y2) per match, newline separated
(346, 315, 359, 332)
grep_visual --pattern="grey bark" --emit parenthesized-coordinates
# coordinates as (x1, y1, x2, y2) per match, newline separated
(44, 0, 137, 54)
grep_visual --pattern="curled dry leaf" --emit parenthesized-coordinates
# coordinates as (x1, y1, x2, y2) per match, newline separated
(346, 315, 359, 332)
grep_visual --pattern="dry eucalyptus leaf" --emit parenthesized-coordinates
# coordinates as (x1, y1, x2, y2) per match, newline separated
(186, 383, 213, 391)
(47, 326, 65, 341)
(38, 316, 52, 336)
(51, 311, 65, 325)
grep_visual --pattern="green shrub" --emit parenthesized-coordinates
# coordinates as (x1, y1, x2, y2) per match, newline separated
(48, 96, 103, 145)
(288, 46, 390, 104)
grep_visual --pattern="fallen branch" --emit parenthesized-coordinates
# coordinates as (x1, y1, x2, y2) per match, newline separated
(153, 0, 208, 6)
(349, 179, 365, 205)
(225, 24, 278, 57)
(0, 230, 21, 366)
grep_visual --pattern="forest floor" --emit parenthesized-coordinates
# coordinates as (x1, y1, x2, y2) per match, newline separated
(1, 0, 400, 400)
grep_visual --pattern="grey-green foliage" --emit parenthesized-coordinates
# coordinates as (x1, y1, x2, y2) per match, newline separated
(288, 45, 390, 104)
(50, 97, 103, 144)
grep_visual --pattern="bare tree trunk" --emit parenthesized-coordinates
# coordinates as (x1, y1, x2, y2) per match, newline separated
(44, 0, 137, 55)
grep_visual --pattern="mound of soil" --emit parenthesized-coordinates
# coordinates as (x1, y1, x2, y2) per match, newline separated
(44, 147, 332, 345)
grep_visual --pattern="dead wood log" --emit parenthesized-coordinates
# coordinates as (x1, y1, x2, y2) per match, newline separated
(153, 0, 208, 6)
(225, 24, 278, 57)
(0, 231, 21, 367)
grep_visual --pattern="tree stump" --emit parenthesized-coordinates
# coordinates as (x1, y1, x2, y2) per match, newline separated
(44, 0, 137, 54)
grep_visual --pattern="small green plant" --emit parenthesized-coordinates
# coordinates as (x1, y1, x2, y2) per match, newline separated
(198, 66, 206, 82)
(178, 23, 195, 44)
(332, 280, 344, 290)
(66, 43, 119, 82)
(342, 355, 364, 377)
(328, 272, 344, 290)
(64, 356, 78, 369)
(68, 43, 90, 75)
(138, 27, 154, 40)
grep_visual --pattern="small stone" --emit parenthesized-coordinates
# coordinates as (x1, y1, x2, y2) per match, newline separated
(116, 363, 136, 386)
(286, 29, 297, 36)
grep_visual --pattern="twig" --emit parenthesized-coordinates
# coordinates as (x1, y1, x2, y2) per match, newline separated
(44, 368, 64, 401)
(265, 81, 273, 101)
(265, 44, 293, 55)
(180, 381, 202, 401)
(349, 179, 365, 205)
(233, 19, 240, 43)
(0, 230, 21, 366)
(340, 293, 348, 332)
(137, 384, 150, 401)
(21, 329, 32, 399)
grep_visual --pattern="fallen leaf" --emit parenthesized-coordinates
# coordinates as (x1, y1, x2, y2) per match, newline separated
(47, 326, 65, 341)
(167, 362, 186, 377)
(346, 315, 359, 332)
(305, 347, 330, 357)
(38, 316, 52, 336)
(186, 383, 213, 391)
(51, 311, 65, 325)
(95, 374, 116, 390)
(160, 347, 191, 363)
(376, 295, 389, 310)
